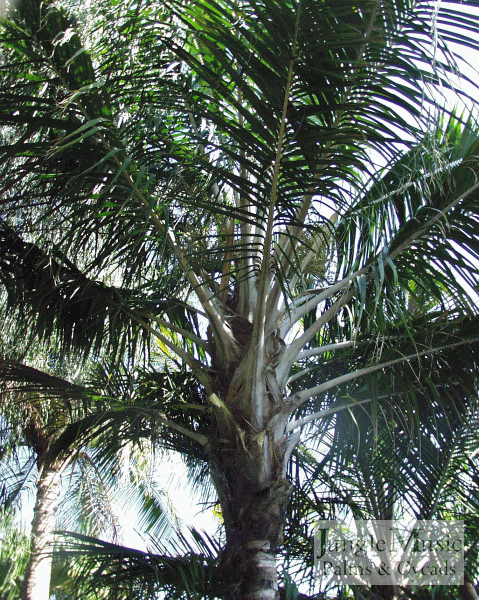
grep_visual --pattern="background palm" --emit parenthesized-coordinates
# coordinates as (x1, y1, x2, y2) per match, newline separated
(1, 0, 479, 598)
(0, 356, 183, 599)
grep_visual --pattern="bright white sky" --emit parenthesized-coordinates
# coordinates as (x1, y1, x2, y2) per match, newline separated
(121, 454, 220, 552)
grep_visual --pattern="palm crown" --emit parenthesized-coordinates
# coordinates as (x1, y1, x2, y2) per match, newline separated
(1, 0, 479, 597)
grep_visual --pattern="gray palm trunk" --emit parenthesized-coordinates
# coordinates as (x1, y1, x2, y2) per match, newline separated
(206, 312, 293, 599)
(211, 423, 290, 599)
(200, 247, 385, 597)
(21, 460, 64, 600)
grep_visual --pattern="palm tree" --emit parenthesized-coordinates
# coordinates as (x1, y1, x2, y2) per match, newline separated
(0, 357, 180, 600)
(2, 0, 479, 597)
(0, 358, 85, 600)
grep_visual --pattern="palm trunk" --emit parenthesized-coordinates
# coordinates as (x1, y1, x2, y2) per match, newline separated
(211, 442, 291, 600)
(209, 353, 291, 597)
(236, 541, 280, 600)
(206, 303, 293, 599)
(460, 576, 479, 600)
(21, 460, 63, 600)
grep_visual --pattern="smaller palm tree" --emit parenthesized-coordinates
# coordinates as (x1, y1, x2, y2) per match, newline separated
(0, 357, 182, 600)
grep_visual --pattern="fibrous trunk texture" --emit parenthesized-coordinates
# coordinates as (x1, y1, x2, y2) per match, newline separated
(21, 461, 62, 600)
(208, 305, 292, 598)
(209, 376, 291, 599)
(211, 440, 291, 600)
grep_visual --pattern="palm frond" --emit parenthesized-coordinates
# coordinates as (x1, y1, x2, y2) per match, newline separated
(55, 528, 220, 600)
(0, 509, 31, 600)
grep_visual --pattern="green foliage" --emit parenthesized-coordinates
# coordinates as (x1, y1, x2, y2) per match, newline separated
(0, 510, 30, 600)
(1, 0, 479, 597)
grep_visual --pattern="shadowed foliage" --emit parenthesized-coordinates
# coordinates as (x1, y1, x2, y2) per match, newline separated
(1, 0, 479, 597)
